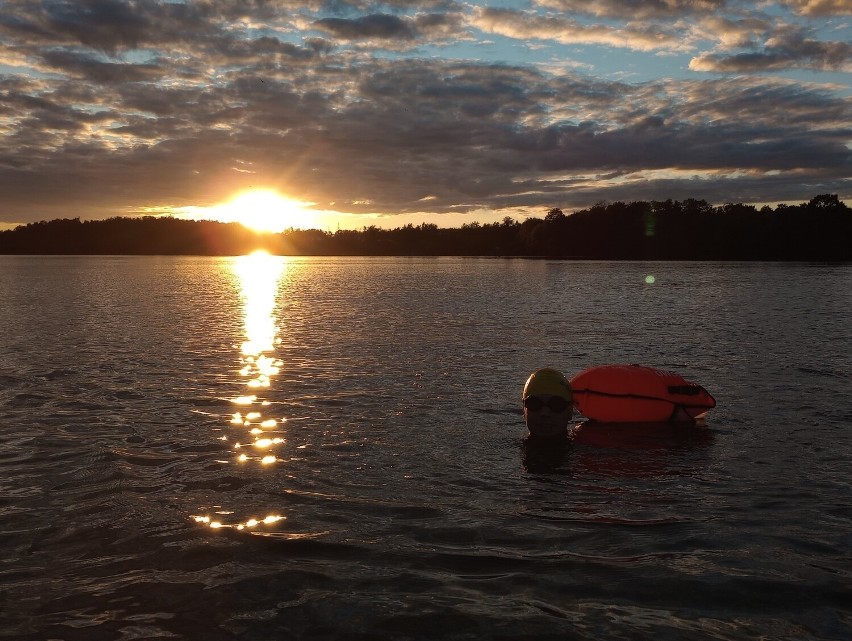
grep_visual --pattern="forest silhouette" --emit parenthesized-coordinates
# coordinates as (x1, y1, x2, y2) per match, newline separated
(1, 194, 848, 260)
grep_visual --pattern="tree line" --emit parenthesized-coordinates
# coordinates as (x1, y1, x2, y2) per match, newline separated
(1, 194, 849, 260)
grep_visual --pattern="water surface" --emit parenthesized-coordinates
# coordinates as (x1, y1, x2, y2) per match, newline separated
(1, 256, 850, 640)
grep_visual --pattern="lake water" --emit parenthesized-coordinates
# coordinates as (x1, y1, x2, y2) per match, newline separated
(1, 256, 850, 641)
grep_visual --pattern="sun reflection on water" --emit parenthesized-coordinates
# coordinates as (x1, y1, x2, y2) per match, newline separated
(194, 250, 290, 531)
(192, 514, 285, 531)
(230, 250, 288, 465)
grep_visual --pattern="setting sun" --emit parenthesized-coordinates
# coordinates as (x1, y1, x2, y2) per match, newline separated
(210, 190, 317, 233)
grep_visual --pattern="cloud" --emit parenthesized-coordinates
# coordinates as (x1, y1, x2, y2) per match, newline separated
(0, 0, 315, 57)
(537, 0, 851, 20)
(690, 27, 852, 71)
(311, 11, 466, 46)
(472, 7, 686, 52)
(1, 0, 209, 53)
(39, 49, 163, 83)
(781, 0, 852, 17)
(534, 0, 730, 19)
(313, 13, 418, 40)
(691, 14, 771, 49)
(42, 0, 155, 52)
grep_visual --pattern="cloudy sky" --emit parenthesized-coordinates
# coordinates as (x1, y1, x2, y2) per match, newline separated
(1, 0, 850, 230)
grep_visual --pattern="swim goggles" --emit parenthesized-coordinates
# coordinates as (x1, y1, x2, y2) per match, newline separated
(523, 396, 570, 413)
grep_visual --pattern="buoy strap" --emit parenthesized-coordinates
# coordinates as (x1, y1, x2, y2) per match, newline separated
(666, 384, 705, 396)
(572, 387, 714, 407)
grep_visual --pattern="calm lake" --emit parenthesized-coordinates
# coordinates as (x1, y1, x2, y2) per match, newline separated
(1, 256, 850, 640)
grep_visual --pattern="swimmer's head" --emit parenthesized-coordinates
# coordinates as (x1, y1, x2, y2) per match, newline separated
(522, 367, 573, 438)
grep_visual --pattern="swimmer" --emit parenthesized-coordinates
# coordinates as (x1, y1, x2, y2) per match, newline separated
(522, 367, 573, 439)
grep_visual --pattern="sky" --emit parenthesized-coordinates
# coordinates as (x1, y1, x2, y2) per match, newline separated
(1, 0, 850, 231)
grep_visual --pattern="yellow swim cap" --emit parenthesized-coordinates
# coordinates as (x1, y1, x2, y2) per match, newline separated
(523, 367, 572, 400)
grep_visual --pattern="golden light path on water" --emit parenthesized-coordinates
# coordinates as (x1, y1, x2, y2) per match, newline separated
(194, 250, 287, 531)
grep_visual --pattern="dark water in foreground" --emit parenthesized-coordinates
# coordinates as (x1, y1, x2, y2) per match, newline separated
(1, 256, 850, 640)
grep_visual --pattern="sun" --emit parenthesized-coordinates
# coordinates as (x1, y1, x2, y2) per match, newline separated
(215, 190, 317, 233)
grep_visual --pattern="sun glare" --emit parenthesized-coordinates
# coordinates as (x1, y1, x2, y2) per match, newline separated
(214, 190, 316, 233)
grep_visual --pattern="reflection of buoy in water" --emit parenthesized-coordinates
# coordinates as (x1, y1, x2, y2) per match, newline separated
(570, 364, 716, 424)
(571, 420, 713, 448)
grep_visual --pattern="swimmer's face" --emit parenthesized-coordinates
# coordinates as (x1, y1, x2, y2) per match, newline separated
(523, 394, 572, 438)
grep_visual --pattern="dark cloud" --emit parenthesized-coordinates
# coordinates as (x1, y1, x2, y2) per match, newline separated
(40, 49, 162, 83)
(42, 0, 153, 52)
(1, 0, 265, 53)
(313, 14, 417, 40)
(312, 0, 462, 13)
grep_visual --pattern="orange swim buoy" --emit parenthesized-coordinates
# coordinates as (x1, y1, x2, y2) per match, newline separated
(570, 364, 716, 423)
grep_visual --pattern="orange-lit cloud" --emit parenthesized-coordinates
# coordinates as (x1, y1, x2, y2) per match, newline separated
(471, 7, 687, 52)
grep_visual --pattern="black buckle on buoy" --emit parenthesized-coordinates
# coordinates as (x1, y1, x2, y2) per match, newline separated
(667, 384, 702, 396)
